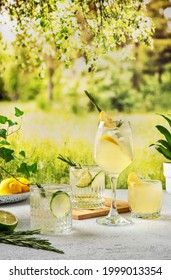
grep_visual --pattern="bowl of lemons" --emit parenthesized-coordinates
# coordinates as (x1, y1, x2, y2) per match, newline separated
(0, 177, 30, 204)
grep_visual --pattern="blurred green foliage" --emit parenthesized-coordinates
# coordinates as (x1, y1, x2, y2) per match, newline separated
(0, 1, 170, 188)
(0, 0, 170, 113)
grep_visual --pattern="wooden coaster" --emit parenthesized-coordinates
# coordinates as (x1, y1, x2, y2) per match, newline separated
(72, 198, 130, 220)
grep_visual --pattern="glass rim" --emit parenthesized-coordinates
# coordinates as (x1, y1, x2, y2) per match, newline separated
(98, 119, 131, 129)
(99, 119, 130, 124)
(70, 165, 103, 170)
(30, 184, 71, 190)
(130, 179, 162, 186)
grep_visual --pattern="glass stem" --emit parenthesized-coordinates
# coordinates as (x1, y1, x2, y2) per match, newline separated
(108, 174, 119, 218)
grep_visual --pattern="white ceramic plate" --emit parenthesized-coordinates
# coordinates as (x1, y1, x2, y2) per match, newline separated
(0, 192, 30, 205)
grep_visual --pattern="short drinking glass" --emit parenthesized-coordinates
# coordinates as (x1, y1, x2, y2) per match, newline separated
(128, 179, 163, 219)
(30, 184, 72, 235)
(70, 165, 105, 209)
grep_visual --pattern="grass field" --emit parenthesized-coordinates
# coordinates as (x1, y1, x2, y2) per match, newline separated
(0, 101, 168, 189)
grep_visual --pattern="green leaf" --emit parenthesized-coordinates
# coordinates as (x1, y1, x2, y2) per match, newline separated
(7, 119, 18, 127)
(15, 107, 24, 117)
(0, 116, 8, 124)
(17, 162, 37, 178)
(28, 162, 38, 174)
(0, 140, 10, 145)
(17, 163, 30, 178)
(19, 150, 26, 157)
(159, 114, 171, 128)
(156, 125, 171, 146)
(157, 139, 171, 151)
(0, 129, 7, 139)
(0, 147, 14, 162)
(155, 145, 171, 161)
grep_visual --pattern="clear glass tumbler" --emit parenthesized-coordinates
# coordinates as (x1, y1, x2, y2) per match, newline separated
(70, 165, 105, 209)
(30, 184, 72, 235)
(128, 179, 163, 219)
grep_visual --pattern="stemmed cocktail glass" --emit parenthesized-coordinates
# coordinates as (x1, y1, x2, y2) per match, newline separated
(94, 119, 133, 226)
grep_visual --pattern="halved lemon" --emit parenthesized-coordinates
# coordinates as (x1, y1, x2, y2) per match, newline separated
(127, 172, 142, 188)
(0, 210, 18, 232)
(50, 191, 71, 218)
(101, 134, 119, 145)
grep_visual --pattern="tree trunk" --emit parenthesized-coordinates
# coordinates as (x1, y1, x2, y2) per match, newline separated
(48, 66, 54, 101)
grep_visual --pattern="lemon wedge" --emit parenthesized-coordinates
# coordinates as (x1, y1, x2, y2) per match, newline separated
(127, 172, 142, 188)
(99, 110, 112, 122)
(101, 134, 119, 145)
(99, 110, 116, 128)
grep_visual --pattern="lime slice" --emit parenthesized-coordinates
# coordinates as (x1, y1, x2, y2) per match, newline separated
(71, 168, 87, 179)
(76, 170, 92, 188)
(91, 171, 104, 189)
(50, 191, 71, 218)
(0, 210, 18, 232)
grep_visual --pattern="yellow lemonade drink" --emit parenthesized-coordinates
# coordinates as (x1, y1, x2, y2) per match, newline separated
(95, 122, 133, 174)
(128, 179, 163, 218)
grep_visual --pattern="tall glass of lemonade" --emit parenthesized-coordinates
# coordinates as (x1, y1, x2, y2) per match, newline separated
(94, 119, 133, 226)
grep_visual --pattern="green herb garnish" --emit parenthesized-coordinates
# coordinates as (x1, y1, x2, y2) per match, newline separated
(57, 154, 81, 168)
(84, 90, 102, 113)
(0, 229, 64, 254)
(36, 182, 46, 197)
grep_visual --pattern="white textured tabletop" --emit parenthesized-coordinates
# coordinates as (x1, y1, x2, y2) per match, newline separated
(0, 190, 171, 260)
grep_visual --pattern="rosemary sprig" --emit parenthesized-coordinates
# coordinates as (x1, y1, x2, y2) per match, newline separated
(36, 182, 46, 197)
(84, 90, 102, 113)
(84, 90, 123, 128)
(0, 229, 64, 254)
(57, 154, 81, 168)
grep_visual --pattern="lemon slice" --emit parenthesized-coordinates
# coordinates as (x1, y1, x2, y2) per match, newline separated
(101, 134, 119, 145)
(76, 170, 92, 188)
(0, 210, 18, 232)
(50, 191, 71, 218)
(127, 172, 142, 188)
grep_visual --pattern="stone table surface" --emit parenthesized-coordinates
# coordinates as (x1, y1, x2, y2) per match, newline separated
(0, 190, 171, 260)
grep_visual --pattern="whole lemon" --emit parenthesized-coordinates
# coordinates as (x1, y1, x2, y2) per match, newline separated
(0, 178, 22, 195)
(18, 177, 30, 192)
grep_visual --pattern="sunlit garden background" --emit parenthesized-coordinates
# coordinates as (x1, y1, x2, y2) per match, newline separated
(0, 0, 171, 189)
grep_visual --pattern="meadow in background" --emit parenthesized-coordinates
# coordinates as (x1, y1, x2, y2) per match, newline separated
(0, 101, 167, 189)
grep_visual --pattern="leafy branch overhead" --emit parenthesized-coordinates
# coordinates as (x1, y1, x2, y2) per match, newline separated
(0, 107, 38, 179)
(0, 0, 155, 69)
(150, 114, 171, 161)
